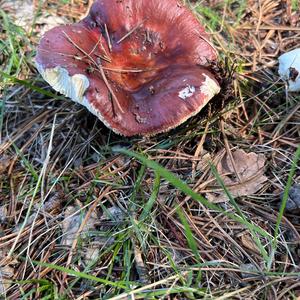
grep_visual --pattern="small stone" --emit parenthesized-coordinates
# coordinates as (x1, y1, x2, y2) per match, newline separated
(280, 184, 300, 212)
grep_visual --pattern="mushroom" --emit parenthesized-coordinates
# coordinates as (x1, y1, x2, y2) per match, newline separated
(36, 0, 220, 136)
(278, 48, 300, 92)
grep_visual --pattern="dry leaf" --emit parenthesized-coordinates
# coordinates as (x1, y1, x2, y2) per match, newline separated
(83, 243, 100, 265)
(240, 263, 260, 279)
(15, 192, 63, 231)
(61, 206, 124, 264)
(1, 0, 34, 30)
(100, 206, 126, 223)
(83, 236, 115, 265)
(0, 248, 16, 295)
(42, 0, 91, 19)
(61, 206, 98, 247)
(82, 206, 125, 264)
(240, 234, 260, 254)
(0, 156, 10, 175)
(196, 153, 212, 171)
(36, 15, 69, 36)
(132, 238, 149, 284)
(1, 0, 68, 35)
(42, 192, 64, 212)
(0, 205, 8, 223)
(0, 265, 14, 295)
(207, 149, 267, 202)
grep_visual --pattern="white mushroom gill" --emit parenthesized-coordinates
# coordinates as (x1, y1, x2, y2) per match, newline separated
(200, 74, 221, 100)
(36, 64, 123, 135)
(178, 85, 196, 100)
(36, 65, 90, 103)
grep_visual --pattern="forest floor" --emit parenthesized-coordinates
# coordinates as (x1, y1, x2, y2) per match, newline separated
(0, 0, 300, 299)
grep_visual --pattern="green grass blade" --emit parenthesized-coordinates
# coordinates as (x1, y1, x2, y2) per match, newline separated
(130, 165, 146, 205)
(113, 147, 271, 240)
(139, 171, 160, 221)
(0, 70, 64, 99)
(177, 207, 201, 262)
(30, 260, 128, 289)
(209, 163, 269, 261)
(267, 145, 300, 270)
(12, 143, 38, 180)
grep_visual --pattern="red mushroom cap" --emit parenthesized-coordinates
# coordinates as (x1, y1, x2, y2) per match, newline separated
(36, 0, 220, 136)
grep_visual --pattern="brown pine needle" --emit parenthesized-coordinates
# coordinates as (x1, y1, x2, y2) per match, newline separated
(117, 20, 146, 44)
(62, 31, 125, 114)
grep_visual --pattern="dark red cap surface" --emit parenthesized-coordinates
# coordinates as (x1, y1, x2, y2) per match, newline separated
(36, 0, 220, 136)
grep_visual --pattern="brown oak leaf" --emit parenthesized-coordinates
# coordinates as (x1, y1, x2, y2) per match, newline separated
(207, 149, 268, 202)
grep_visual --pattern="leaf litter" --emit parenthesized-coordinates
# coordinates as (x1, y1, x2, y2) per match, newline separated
(1, 0, 68, 35)
(0, 155, 10, 175)
(61, 205, 99, 247)
(1, 0, 300, 298)
(61, 204, 125, 265)
(207, 149, 268, 202)
(0, 245, 18, 296)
